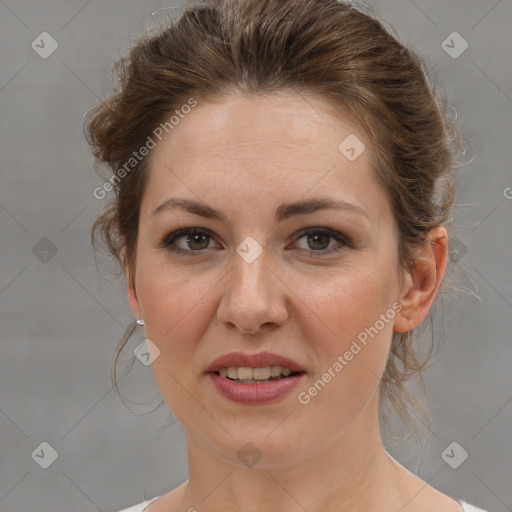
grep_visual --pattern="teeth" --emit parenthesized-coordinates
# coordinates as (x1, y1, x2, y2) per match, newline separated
(237, 367, 254, 380)
(218, 366, 295, 380)
(253, 367, 271, 379)
(270, 366, 282, 377)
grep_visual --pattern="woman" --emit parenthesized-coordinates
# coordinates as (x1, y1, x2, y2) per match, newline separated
(87, 0, 488, 510)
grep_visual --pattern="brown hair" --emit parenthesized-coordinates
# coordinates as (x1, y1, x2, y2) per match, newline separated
(87, 0, 464, 440)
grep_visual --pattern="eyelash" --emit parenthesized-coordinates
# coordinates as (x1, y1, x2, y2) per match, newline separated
(157, 227, 352, 257)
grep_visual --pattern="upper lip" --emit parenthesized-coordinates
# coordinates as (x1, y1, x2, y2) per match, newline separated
(205, 351, 306, 373)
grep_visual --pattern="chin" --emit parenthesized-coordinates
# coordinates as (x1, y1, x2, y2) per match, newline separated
(205, 424, 312, 470)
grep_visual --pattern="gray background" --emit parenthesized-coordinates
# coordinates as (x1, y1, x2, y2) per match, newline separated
(1, 0, 511, 511)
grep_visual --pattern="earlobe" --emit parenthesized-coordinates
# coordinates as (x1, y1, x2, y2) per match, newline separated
(393, 227, 448, 333)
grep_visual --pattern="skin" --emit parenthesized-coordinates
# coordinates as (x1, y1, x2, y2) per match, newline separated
(126, 91, 460, 512)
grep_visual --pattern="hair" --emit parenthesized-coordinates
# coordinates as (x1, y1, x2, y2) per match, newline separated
(87, 0, 465, 442)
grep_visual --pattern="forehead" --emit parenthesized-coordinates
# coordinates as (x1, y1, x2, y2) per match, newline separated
(152, 92, 362, 164)
(141, 91, 390, 227)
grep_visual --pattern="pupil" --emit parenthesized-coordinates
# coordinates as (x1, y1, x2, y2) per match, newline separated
(308, 233, 329, 250)
(188, 233, 209, 250)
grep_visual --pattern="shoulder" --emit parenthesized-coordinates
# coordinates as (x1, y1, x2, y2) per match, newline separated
(459, 501, 491, 512)
(114, 495, 161, 512)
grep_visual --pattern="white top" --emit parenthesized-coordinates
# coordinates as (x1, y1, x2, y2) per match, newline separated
(115, 495, 491, 511)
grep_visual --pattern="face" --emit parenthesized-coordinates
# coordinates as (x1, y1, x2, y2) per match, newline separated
(127, 91, 409, 467)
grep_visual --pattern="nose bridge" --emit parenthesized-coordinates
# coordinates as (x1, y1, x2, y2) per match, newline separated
(234, 243, 269, 293)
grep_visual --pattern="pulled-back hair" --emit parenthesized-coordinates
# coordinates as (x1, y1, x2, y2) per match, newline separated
(87, 0, 464, 440)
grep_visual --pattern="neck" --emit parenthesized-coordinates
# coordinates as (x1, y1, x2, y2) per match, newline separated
(176, 392, 405, 512)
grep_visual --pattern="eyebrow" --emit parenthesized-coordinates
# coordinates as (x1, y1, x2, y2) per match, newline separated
(150, 196, 369, 224)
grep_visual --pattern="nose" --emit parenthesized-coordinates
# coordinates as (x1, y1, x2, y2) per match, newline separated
(216, 247, 289, 335)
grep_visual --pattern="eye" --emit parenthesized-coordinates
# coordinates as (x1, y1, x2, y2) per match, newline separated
(158, 228, 218, 254)
(291, 227, 351, 256)
(157, 226, 352, 257)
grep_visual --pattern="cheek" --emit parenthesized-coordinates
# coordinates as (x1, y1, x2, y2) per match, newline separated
(135, 260, 218, 361)
(289, 263, 398, 416)
(291, 264, 398, 349)
(135, 265, 217, 424)
(294, 274, 396, 425)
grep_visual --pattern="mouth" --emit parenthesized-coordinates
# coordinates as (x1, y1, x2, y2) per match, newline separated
(205, 352, 307, 403)
(213, 366, 306, 384)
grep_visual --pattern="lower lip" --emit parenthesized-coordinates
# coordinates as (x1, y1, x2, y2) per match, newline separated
(208, 372, 306, 403)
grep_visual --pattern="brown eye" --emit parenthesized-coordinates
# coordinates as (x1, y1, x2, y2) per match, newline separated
(160, 228, 217, 254)
(304, 232, 331, 251)
(181, 232, 211, 251)
(293, 228, 352, 256)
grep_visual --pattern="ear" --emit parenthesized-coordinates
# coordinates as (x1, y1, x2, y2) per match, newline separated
(127, 280, 142, 320)
(393, 226, 449, 333)
(124, 257, 142, 320)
